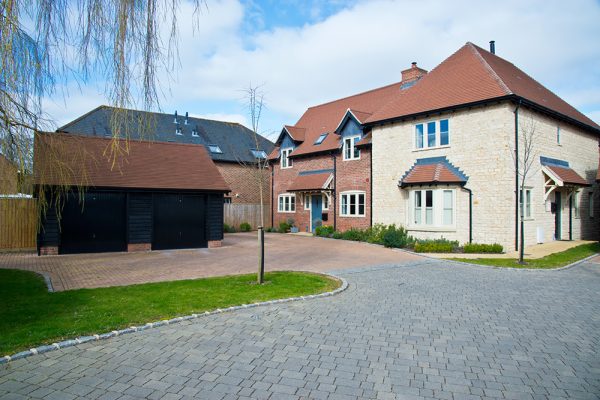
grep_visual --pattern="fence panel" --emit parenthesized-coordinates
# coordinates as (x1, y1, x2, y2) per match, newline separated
(0, 198, 37, 249)
(224, 203, 270, 230)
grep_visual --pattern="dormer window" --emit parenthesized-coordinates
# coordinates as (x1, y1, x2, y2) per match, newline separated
(343, 136, 360, 160)
(175, 125, 182, 135)
(208, 144, 222, 154)
(173, 110, 178, 123)
(281, 148, 293, 169)
(314, 133, 328, 145)
(191, 129, 199, 137)
(251, 149, 267, 159)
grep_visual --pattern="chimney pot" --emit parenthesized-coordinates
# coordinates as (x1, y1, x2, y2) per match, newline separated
(401, 62, 427, 85)
(489, 40, 495, 54)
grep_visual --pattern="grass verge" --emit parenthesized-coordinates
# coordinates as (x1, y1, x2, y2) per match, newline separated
(447, 242, 599, 269)
(0, 269, 339, 355)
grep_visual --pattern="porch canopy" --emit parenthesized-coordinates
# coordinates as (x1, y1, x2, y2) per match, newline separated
(399, 156, 468, 187)
(541, 156, 590, 201)
(288, 170, 333, 192)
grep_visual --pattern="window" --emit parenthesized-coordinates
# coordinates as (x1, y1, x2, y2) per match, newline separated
(590, 192, 594, 218)
(281, 148, 293, 169)
(304, 194, 311, 210)
(415, 119, 449, 149)
(251, 149, 267, 159)
(573, 191, 580, 218)
(175, 126, 182, 135)
(410, 189, 455, 227)
(519, 188, 532, 219)
(556, 126, 561, 145)
(208, 144, 222, 154)
(340, 191, 365, 217)
(314, 133, 328, 145)
(322, 194, 329, 210)
(278, 194, 296, 213)
(343, 136, 360, 160)
(191, 129, 199, 137)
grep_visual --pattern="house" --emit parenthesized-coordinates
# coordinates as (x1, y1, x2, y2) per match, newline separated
(366, 42, 599, 250)
(268, 63, 427, 233)
(35, 133, 230, 255)
(58, 106, 274, 207)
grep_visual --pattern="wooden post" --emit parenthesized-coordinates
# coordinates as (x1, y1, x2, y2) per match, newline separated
(257, 226, 264, 284)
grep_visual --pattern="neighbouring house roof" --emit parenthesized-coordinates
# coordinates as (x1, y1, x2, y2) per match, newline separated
(540, 156, 589, 186)
(58, 106, 274, 164)
(276, 81, 405, 158)
(367, 42, 600, 133)
(287, 170, 334, 192)
(34, 132, 230, 192)
(399, 157, 468, 187)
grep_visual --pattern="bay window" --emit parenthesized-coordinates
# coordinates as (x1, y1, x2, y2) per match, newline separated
(410, 189, 455, 228)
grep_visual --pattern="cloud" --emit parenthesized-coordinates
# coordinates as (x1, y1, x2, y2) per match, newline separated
(162, 0, 600, 131)
(191, 112, 249, 126)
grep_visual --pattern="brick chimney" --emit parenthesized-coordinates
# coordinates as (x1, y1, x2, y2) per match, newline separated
(401, 62, 427, 84)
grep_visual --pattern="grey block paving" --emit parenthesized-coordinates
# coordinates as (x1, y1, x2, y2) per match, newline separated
(1, 259, 600, 399)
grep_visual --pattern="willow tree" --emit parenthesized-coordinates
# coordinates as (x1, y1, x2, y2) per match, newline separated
(0, 0, 204, 215)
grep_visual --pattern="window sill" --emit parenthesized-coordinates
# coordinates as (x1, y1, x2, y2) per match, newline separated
(339, 214, 366, 218)
(278, 210, 296, 213)
(412, 145, 450, 153)
(408, 226, 456, 232)
(342, 157, 361, 162)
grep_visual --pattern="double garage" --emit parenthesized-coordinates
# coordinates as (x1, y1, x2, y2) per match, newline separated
(36, 133, 230, 255)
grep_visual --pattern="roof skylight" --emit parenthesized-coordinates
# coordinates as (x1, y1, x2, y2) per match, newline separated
(251, 149, 267, 159)
(208, 144, 223, 154)
(314, 133, 328, 145)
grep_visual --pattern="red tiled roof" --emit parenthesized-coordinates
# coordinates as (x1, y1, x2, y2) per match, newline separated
(288, 172, 332, 192)
(267, 145, 280, 161)
(355, 132, 372, 147)
(368, 42, 600, 131)
(284, 125, 306, 142)
(400, 158, 467, 187)
(286, 82, 404, 157)
(348, 109, 373, 123)
(34, 132, 230, 191)
(545, 165, 589, 186)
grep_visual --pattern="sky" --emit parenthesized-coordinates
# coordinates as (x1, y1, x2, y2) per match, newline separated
(42, 0, 600, 141)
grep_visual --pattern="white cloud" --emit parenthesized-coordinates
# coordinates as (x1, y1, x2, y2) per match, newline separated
(191, 112, 249, 126)
(162, 0, 600, 132)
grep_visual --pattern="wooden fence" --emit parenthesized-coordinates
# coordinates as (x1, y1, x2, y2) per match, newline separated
(224, 203, 270, 230)
(0, 198, 37, 250)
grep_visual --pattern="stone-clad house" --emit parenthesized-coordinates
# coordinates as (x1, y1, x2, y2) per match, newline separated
(268, 62, 427, 233)
(366, 42, 600, 250)
(59, 106, 274, 206)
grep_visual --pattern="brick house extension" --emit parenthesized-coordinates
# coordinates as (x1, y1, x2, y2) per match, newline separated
(366, 42, 600, 251)
(268, 62, 427, 232)
(58, 106, 274, 207)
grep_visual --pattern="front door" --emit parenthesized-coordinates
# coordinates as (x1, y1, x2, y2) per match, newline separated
(311, 195, 322, 233)
(555, 191, 562, 240)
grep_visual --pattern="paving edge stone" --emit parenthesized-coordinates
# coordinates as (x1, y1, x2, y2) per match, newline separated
(0, 274, 348, 365)
(442, 252, 599, 272)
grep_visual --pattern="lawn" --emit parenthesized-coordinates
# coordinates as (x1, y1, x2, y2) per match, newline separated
(0, 269, 340, 355)
(448, 242, 600, 269)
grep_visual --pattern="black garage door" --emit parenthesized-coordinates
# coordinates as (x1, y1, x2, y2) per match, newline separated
(60, 192, 127, 254)
(153, 194, 207, 250)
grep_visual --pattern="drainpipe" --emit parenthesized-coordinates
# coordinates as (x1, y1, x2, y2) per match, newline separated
(569, 195, 573, 241)
(514, 99, 522, 251)
(369, 147, 373, 228)
(332, 153, 337, 231)
(464, 186, 473, 243)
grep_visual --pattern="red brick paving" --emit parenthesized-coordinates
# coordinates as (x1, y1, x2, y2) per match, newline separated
(0, 233, 423, 291)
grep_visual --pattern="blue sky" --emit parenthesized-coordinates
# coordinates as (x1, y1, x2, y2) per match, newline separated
(43, 0, 600, 141)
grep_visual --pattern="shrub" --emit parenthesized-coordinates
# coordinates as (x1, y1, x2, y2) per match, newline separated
(341, 228, 367, 241)
(332, 230, 343, 239)
(463, 243, 503, 254)
(278, 221, 291, 233)
(413, 238, 459, 253)
(223, 223, 236, 233)
(239, 222, 252, 232)
(315, 225, 334, 237)
(382, 225, 414, 248)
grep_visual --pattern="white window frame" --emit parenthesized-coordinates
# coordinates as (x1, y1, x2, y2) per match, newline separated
(408, 188, 456, 230)
(556, 125, 561, 145)
(519, 187, 533, 220)
(343, 136, 361, 161)
(340, 191, 365, 217)
(278, 193, 296, 213)
(304, 194, 311, 210)
(414, 119, 450, 150)
(322, 193, 329, 211)
(573, 190, 580, 219)
(281, 148, 293, 169)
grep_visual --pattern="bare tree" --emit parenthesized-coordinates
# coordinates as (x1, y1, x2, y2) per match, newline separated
(242, 85, 270, 284)
(0, 0, 205, 218)
(512, 116, 540, 264)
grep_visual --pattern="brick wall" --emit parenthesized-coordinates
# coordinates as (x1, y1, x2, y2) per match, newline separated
(270, 149, 372, 232)
(215, 162, 270, 205)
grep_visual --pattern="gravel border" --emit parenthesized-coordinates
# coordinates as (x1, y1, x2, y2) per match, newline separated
(1, 274, 348, 365)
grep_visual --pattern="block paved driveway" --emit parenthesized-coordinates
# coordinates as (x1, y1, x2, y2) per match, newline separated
(0, 233, 422, 291)
(2, 258, 600, 400)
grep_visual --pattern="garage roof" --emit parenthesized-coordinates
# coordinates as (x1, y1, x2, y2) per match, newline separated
(34, 132, 230, 192)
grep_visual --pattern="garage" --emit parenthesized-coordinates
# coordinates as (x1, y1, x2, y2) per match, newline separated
(153, 194, 207, 250)
(60, 192, 127, 254)
(35, 133, 230, 255)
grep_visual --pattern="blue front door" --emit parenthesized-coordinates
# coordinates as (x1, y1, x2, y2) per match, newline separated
(311, 195, 322, 233)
